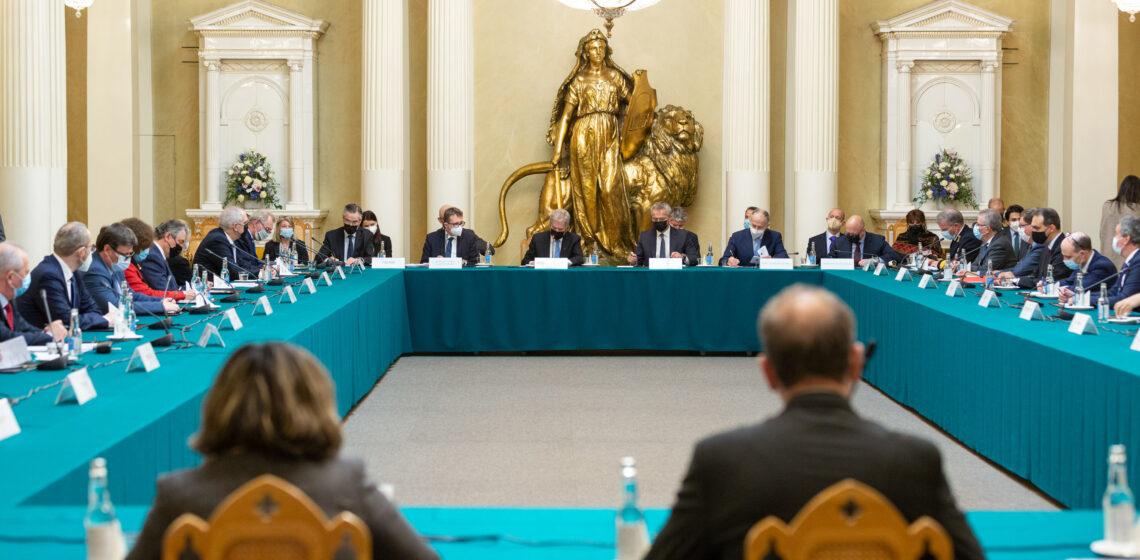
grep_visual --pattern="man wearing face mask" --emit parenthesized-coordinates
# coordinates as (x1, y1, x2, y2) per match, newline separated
(720, 208, 788, 267)
(17, 222, 116, 331)
(231, 210, 274, 273)
(195, 206, 252, 278)
(960, 209, 1017, 274)
(0, 243, 65, 345)
(936, 209, 981, 266)
(827, 216, 900, 266)
(628, 201, 701, 266)
(434, 204, 494, 257)
(140, 219, 196, 296)
(83, 224, 179, 317)
(1057, 232, 1117, 305)
(997, 207, 1069, 289)
(522, 209, 584, 266)
(997, 208, 1043, 278)
(1004, 205, 1026, 261)
(318, 203, 375, 267)
(1102, 216, 1140, 308)
(669, 207, 701, 258)
(742, 206, 759, 230)
(421, 206, 481, 265)
(806, 208, 846, 258)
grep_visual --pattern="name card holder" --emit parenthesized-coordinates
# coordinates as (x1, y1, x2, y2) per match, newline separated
(321, 271, 334, 286)
(759, 258, 794, 271)
(534, 258, 569, 270)
(372, 258, 406, 269)
(1068, 313, 1099, 335)
(219, 308, 243, 331)
(197, 323, 226, 348)
(1019, 301, 1045, 321)
(917, 274, 935, 289)
(862, 261, 873, 272)
(648, 258, 683, 270)
(429, 257, 464, 269)
(301, 278, 318, 294)
(126, 343, 160, 373)
(820, 258, 855, 271)
(335, 266, 347, 280)
(873, 263, 887, 276)
(0, 399, 19, 442)
(895, 269, 913, 282)
(978, 290, 999, 308)
(0, 336, 31, 369)
(55, 368, 96, 405)
(252, 295, 273, 316)
(279, 285, 297, 304)
(1131, 329, 1140, 352)
(945, 280, 964, 297)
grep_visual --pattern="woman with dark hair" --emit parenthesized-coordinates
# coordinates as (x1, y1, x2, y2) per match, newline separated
(892, 209, 944, 259)
(1102, 175, 1140, 267)
(126, 342, 439, 560)
(361, 210, 393, 258)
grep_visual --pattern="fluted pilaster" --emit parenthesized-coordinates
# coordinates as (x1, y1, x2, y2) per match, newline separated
(427, 0, 474, 225)
(362, 0, 408, 255)
(722, 0, 769, 244)
(792, 0, 838, 252)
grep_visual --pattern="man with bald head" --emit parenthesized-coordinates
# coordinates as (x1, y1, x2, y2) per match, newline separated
(0, 243, 65, 345)
(806, 208, 846, 258)
(18, 222, 116, 331)
(645, 285, 982, 560)
(1057, 232, 1116, 305)
(827, 215, 900, 266)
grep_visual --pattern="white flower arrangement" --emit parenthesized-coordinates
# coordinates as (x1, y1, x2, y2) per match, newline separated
(914, 149, 977, 208)
(224, 149, 282, 208)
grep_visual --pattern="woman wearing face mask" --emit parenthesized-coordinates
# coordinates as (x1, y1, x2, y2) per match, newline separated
(1100, 175, 1140, 268)
(264, 217, 309, 266)
(892, 209, 944, 259)
(361, 210, 394, 258)
(119, 218, 196, 302)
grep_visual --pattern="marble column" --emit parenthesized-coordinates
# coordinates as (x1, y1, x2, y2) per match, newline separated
(894, 61, 913, 209)
(0, 0, 67, 258)
(203, 58, 222, 210)
(792, 0, 838, 252)
(362, 0, 408, 255)
(427, 0, 474, 226)
(288, 60, 305, 209)
(979, 61, 997, 206)
(722, 0, 769, 245)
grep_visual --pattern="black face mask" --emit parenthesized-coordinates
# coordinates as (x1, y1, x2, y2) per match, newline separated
(551, 230, 565, 240)
(653, 221, 669, 232)
(907, 224, 924, 236)
(344, 224, 358, 235)
(846, 233, 860, 243)
(169, 242, 183, 259)
(1031, 230, 1047, 244)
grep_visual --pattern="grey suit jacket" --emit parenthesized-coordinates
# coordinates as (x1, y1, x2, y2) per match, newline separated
(126, 452, 438, 560)
(972, 232, 1018, 271)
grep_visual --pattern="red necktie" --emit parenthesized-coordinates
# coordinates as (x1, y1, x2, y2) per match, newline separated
(4, 302, 13, 330)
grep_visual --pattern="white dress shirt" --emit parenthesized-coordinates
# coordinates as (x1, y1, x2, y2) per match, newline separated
(53, 254, 74, 303)
(549, 236, 563, 258)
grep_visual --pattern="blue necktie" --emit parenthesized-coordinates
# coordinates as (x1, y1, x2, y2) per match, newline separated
(658, 234, 666, 258)
(753, 237, 762, 257)
(445, 236, 453, 258)
(347, 234, 355, 260)
(553, 239, 560, 258)
(70, 276, 78, 309)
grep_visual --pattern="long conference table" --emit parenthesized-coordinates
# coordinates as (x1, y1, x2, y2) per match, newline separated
(1, 265, 1138, 557)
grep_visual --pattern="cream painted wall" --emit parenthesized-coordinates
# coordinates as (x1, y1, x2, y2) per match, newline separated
(472, 0, 724, 265)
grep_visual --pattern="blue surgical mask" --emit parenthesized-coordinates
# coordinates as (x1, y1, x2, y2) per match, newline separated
(1063, 259, 1080, 271)
(743, 220, 749, 229)
(134, 248, 150, 263)
(256, 229, 270, 242)
(972, 225, 983, 239)
(13, 273, 30, 297)
(280, 228, 294, 239)
(1114, 236, 1125, 255)
(113, 254, 131, 272)
(940, 230, 953, 241)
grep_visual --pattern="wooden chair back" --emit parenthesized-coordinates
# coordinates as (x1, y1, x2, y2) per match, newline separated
(744, 479, 953, 560)
(886, 218, 909, 245)
(161, 474, 371, 560)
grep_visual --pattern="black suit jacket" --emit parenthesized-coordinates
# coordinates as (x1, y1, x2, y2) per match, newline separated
(319, 227, 375, 266)
(827, 232, 901, 263)
(807, 231, 841, 259)
(420, 228, 481, 266)
(168, 254, 192, 287)
(193, 228, 243, 278)
(264, 238, 310, 265)
(235, 227, 263, 272)
(947, 228, 982, 263)
(972, 233, 1018, 271)
(125, 452, 439, 560)
(633, 227, 700, 266)
(370, 234, 394, 259)
(522, 231, 585, 266)
(15, 255, 108, 331)
(645, 392, 983, 560)
(0, 296, 51, 345)
(1017, 233, 1072, 289)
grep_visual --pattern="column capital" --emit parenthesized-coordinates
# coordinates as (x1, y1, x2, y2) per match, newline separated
(202, 57, 221, 71)
(897, 60, 915, 72)
(981, 60, 999, 72)
(287, 60, 303, 72)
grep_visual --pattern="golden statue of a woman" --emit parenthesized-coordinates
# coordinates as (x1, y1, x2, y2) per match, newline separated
(546, 28, 635, 255)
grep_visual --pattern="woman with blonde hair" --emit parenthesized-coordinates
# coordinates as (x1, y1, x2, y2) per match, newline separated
(127, 342, 438, 559)
(263, 216, 309, 265)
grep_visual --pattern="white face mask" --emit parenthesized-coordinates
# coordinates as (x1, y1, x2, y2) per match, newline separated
(1010, 222, 1020, 233)
(78, 250, 93, 273)
(1114, 236, 1125, 255)
(449, 226, 463, 237)
(366, 225, 378, 235)
(1018, 227, 1032, 243)
(751, 227, 765, 239)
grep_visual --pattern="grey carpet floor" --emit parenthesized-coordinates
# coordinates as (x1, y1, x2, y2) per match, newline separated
(341, 356, 1058, 511)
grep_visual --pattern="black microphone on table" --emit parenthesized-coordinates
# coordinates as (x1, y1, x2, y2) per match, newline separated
(310, 235, 336, 270)
(132, 299, 175, 348)
(199, 247, 263, 297)
(36, 289, 69, 370)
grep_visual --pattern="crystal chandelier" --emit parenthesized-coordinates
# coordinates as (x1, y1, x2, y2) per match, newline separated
(63, 0, 94, 18)
(555, 0, 662, 37)
(1114, 0, 1140, 22)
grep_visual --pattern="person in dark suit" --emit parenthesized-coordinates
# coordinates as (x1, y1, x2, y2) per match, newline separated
(16, 222, 114, 331)
(806, 208, 845, 259)
(420, 206, 481, 266)
(121, 218, 196, 302)
(936, 208, 981, 264)
(827, 216, 900, 266)
(125, 342, 439, 560)
(318, 204, 375, 267)
(998, 207, 1071, 289)
(234, 210, 273, 273)
(141, 219, 193, 292)
(0, 243, 62, 345)
(669, 207, 703, 258)
(720, 208, 788, 266)
(627, 202, 701, 266)
(522, 209, 584, 266)
(433, 204, 494, 257)
(1058, 232, 1118, 305)
(1104, 216, 1140, 308)
(1004, 205, 1026, 261)
(962, 209, 1017, 273)
(645, 285, 983, 560)
(263, 217, 310, 266)
(193, 206, 254, 279)
(83, 224, 178, 318)
(361, 210, 394, 258)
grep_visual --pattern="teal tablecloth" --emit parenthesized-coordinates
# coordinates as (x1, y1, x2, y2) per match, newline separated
(0, 506, 1106, 560)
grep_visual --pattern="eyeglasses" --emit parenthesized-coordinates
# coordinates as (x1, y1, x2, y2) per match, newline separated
(446, 221, 466, 227)
(114, 249, 134, 258)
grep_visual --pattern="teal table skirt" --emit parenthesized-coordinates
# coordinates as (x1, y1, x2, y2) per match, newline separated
(404, 267, 821, 353)
(0, 506, 1105, 560)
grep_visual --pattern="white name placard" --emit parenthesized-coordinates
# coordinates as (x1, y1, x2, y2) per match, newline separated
(429, 257, 464, 270)
(873, 263, 887, 276)
(0, 399, 19, 442)
(945, 280, 964, 297)
(126, 343, 160, 373)
(55, 367, 96, 406)
(917, 274, 935, 289)
(252, 295, 273, 316)
(301, 277, 317, 294)
(648, 258, 683, 270)
(279, 285, 297, 304)
(219, 308, 243, 331)
(372, 258, 406, 269)
(862, 261, 873, 272)
(335, 266, 346, 280)
(978, 290, 998, 308)
(820, 258, 855, 271)
(534, 258, 570, 270)
(1068, 313, 1099, 335)
(197, 323, 225, 348)
(895, 269, 912, 282)
(0, 336, 31, 369)
(1131, 329, 1140, 352)
(321, 271, 334, 286)
(759, 258, 794, 271)
(1019, 301, 1044, 321)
